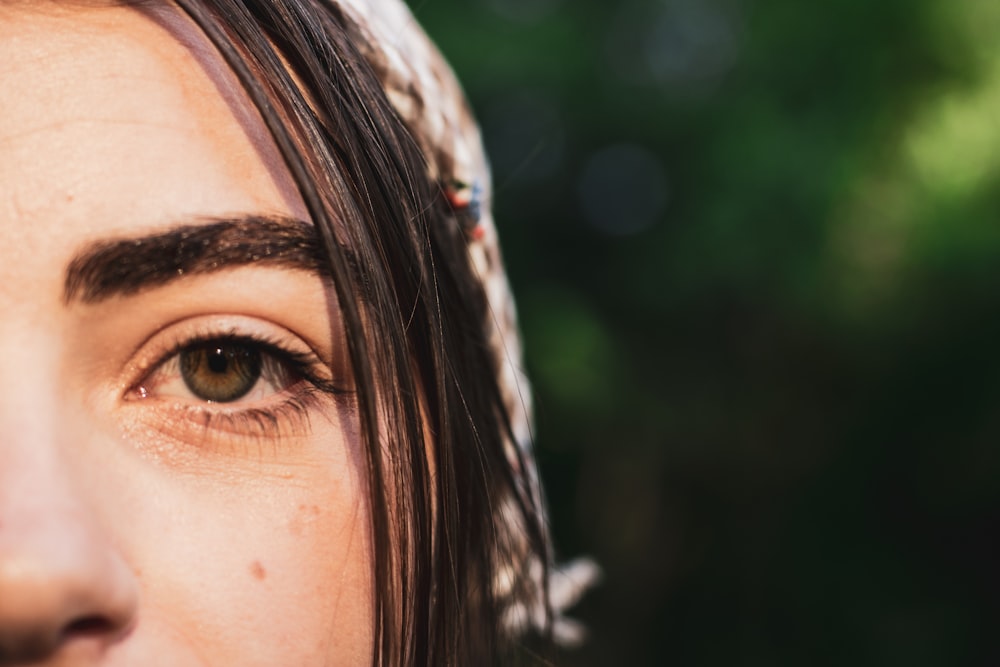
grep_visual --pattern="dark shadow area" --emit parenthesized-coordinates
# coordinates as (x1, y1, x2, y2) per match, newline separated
(411, 0, 1000, 664)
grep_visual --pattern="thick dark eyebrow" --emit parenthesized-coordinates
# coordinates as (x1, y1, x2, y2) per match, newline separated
(63, 214, 328, 304)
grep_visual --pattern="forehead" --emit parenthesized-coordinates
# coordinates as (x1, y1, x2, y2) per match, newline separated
(0, 3, 303, 247)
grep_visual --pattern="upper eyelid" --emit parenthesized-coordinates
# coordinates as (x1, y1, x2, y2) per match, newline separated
(123, 319, 332, 392)
(149, 333, 315, 374)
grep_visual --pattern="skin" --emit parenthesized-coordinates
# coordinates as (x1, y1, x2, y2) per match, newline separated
(0, 3, 373, 666)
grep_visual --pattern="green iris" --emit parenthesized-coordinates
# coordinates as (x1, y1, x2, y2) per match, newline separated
(180, 343, 263, 402)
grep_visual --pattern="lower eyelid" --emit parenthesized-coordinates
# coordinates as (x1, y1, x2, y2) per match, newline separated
(198, 402, 314, 439)
(133, 389, 325, 451)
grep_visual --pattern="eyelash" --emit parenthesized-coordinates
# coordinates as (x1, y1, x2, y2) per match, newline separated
(131, 331, 348, 441)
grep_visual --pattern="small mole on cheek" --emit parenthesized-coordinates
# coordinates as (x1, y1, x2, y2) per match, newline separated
(250, 560, 267, 581)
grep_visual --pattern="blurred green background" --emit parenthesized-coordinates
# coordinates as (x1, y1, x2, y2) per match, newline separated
(409, 0, 1000, 664)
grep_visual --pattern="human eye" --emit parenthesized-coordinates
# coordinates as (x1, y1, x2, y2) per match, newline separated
(125, 322, 349, 443)
(138, 335, 314, 404)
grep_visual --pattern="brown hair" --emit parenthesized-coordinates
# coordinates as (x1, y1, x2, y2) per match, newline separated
(159, 0, 552, 663)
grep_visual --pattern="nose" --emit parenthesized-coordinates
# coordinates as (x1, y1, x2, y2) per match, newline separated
(0, 513, 139, 663)
(0, 423, 139, 664)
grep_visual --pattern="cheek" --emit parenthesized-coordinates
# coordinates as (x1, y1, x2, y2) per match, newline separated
(229, 493, 373, 662)
(107, 425, 374, 666)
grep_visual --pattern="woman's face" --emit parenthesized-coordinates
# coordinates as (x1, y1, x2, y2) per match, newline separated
(0, 4, 372, 665)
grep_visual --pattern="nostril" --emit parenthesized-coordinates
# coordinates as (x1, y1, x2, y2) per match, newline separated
(63, 615, 115, 638)
(0, 522, 139, 662)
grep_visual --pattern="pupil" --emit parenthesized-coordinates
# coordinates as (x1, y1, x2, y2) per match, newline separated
(207, 348, 229, 374)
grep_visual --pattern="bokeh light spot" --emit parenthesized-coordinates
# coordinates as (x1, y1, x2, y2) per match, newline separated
(607, 0, 741, 91)
(577, 143, 668, 236)
(905, 56, 1000, 200)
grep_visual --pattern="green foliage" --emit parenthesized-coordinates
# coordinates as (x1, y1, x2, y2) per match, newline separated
(411, 0, 1000, 664)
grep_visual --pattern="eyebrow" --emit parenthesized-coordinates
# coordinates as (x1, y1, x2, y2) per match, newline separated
(63, 214, 329, 304)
